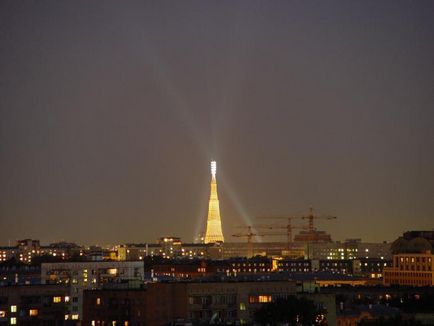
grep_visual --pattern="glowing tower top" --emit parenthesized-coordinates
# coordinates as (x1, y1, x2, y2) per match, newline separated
(204, 161, 225, 243)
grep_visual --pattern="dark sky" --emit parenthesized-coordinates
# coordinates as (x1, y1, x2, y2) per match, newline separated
(1, 1, 433, 246)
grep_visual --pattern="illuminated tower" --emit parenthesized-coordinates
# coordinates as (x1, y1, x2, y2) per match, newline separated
(204, 161, 225, 243)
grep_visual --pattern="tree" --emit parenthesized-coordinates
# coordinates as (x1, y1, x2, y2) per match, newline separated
(358, 316, 421, 325)
(254, 296, 325, 326)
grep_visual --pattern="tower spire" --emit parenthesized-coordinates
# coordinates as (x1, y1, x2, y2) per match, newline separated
(204, 161, 225, 243)
(211, 160, 216, 178)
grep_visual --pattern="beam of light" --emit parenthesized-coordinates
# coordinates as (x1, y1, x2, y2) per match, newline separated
(193, 199, 208, 243)
(137, 32, 261, 242)
(139, 44, 212, 158)
(137, 41, 214, 242)
(218, 172, 261, 243)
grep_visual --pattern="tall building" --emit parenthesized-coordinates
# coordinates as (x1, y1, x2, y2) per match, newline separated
(82, 280, 336, 325)
(204, 161, 225, 243)
(41, 261, 144, 321)
(0, 285, 71, 326)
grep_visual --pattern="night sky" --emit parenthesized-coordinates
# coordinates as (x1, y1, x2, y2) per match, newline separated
(1, 1, 433, 246)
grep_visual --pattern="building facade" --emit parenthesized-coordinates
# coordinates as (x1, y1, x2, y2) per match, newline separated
(41, 261, 145, 322)
(82, 280, 336, 325)
(307, 241, 391, 261)
(0, 284, 72, 325)
(82, 289, 148, 326)
(383, 252, 434, 286)
(0, 239, 83, 264)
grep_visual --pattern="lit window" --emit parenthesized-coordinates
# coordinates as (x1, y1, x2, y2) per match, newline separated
(10, 306, 17, 313)
(71, 314, 79, 320)
(96, 298, 101, 305)
(65, 296, 70, 303)
(65, 314, 69, 320)
(92, 321, 96, 326)
(10, 317, 16, 325)
(29, 309, 38, 316)
(0, 311, 5, 317)
(53, 296, 62, 303)
(240, 303, 246, 311)
(108, 268, 117, 275)
(259, 295, 272, 303)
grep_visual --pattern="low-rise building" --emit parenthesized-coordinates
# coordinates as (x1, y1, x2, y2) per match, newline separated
(277, 259, 312, 273)
(0, 239, 83, 264)
(221, 242, 289, 258)
(383, 252, 434, 286)
(150, 260, 224, 279)
(307, 240, 391, 261)
(359, 258, 392, 279)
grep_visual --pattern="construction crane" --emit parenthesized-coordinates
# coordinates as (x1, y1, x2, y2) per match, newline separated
(301, 207, 336, 233)
(232, 226, 258, 258)
(256, 216, 306, 244)
(233, 225, 299, 257)
(257, 207, 337, 244)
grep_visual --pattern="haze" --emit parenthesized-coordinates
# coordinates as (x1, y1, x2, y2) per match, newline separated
(1, 1, 433, 245)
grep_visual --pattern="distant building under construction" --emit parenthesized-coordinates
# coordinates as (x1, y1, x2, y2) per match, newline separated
(294, 230, 332, 243)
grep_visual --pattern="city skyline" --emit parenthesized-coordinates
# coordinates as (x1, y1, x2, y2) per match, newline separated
(1, 1, 433, 245)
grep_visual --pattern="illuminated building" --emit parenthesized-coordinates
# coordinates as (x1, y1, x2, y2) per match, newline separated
(0, 246, 15, 262)
(0, 285, 70, 325)
(383, 252, 434, 286)
(204, 161, 225, 243)
(0, 239, 82, 263)
(41, 261, 144, 321)
(187, 281, 298, 322)
(306, 240, 391, 261)
(115, 244, 143, 261)
(82, 281, 336, 325)
(0, 262, 40, 286)
(221, 241, 289, 258)
(83, 289, 148, 325)
(186, 282, 335, 324)
(274, 258, 391, 279)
